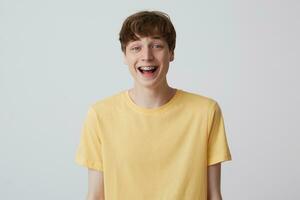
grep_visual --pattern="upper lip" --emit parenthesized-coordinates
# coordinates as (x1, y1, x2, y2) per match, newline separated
(137, 65, 158, 69)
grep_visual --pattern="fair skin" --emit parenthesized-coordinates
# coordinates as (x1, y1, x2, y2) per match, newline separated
(87, 169, 104, 200)
(124, 35, 176, 108)
(86, 35, 223, 200)
(208, 163, 223, 200)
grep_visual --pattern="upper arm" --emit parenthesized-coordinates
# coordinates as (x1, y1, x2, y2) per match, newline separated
(87, 168, 105, 200)
(207, 163, 222, 199)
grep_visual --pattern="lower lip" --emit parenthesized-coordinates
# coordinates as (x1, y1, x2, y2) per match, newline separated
(138, 68, 158, 79)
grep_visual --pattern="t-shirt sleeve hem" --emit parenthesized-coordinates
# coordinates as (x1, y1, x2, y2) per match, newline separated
(75, 156, 103, 171)
(208, 154, 232, 166)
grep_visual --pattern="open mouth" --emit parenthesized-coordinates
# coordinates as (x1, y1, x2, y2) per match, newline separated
(137, 66, 158, 74)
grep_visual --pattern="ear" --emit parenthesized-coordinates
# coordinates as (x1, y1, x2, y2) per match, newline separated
(169, 51, 174, 62)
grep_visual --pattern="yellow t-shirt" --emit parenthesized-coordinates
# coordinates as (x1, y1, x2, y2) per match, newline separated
(75, 89, 232, 200)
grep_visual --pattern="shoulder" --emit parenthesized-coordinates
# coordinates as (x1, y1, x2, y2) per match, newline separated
(89, 90, 126, 115)
(179, 89, 224, 124)
(179, 89, 218, 110)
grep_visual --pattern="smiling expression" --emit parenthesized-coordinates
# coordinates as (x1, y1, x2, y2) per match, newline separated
(124, 35, 174, 89)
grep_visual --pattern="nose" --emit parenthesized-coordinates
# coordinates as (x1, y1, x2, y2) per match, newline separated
(141, 46, 154, 61)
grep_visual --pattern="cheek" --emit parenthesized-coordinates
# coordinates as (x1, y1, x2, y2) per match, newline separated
(159, 51, 172, 62)
(127, 60, 139, 72)
(125, 57, 135, 66)
(161, 55, 171, 63)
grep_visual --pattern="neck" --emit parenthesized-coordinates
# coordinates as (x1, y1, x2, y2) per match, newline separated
(128, 83, 176, 109)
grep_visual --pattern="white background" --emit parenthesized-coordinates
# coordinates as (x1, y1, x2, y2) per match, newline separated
(1, 0, 299, 199)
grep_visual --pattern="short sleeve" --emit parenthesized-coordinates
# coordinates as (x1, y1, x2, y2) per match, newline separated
(75, 107, 103, 171)
(207, 101, 232, 166)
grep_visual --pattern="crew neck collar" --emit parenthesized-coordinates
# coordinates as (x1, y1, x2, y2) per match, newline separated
(124, 88, 182, 114)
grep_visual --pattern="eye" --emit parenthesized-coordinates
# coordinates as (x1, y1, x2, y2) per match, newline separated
(152, 44, 163, 49)
(130, 46, 141, 52)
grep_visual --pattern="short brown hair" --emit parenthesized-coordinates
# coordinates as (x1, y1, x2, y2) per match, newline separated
(119, 10, 176, 53)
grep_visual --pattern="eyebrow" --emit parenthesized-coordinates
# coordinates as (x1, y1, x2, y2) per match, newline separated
(150, 36, 162, 39)
(133, 35, 162, 41)
(127, 36, 163, 47)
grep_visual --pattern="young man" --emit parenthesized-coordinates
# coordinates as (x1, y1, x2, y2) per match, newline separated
(75, 11, 232, 200)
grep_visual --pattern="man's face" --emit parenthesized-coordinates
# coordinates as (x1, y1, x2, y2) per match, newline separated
(123, 35, 174, 89)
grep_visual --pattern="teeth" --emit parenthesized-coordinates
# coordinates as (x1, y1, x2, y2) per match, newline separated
(138, 66, 157, 70)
